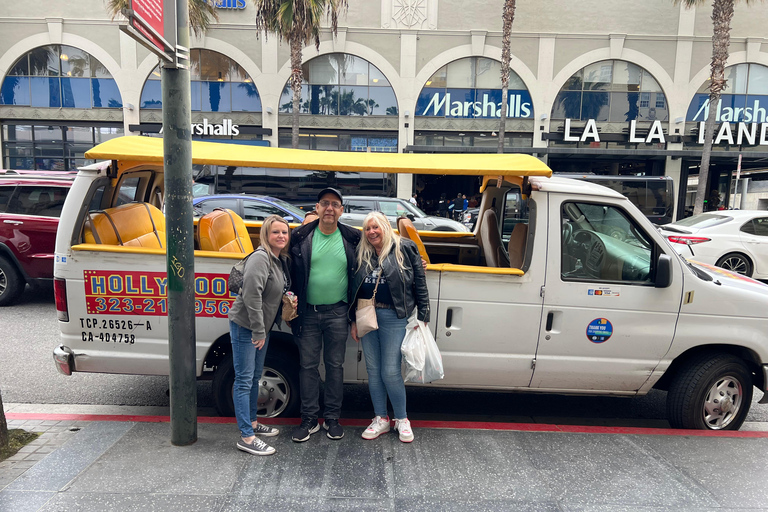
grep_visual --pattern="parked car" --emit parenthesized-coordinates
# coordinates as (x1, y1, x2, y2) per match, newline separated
(342, 196, 469, 232)
(193, 194, 306, 223)
(659, 210, 768, 279)
(0, 170, 76, 306)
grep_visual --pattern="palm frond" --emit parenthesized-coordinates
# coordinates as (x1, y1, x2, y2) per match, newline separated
(104, 0, 218, 36)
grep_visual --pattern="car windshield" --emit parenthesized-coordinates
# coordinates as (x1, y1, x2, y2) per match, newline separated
(268, 197, 306, 220)
(671, 213, 732, 229)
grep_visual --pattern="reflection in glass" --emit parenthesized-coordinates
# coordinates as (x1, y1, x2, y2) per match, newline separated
(552, 60, 668, 121)
(285, 53, 397, 117)
(140, 49, 260, 112)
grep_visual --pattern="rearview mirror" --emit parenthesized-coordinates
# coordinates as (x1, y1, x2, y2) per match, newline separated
(655, 253, 672, 288)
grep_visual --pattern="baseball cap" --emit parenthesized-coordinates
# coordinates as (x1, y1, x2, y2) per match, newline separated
(317, 187, 343, 203)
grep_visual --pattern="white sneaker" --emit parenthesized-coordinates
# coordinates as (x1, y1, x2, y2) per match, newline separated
(394, 418, 414, 443)
(362, 416, 390, 440)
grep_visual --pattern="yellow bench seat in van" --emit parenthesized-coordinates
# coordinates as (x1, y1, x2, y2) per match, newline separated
(84, 202, 166, 248)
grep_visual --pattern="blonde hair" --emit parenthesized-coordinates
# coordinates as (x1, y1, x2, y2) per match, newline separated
(259, 215, 290, 260)
(357, 212, 405, 272)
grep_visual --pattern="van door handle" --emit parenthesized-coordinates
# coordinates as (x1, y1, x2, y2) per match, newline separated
(3, 220, 23, 225)
(545, 312, 554, 331)
(445, 308, 453, 328)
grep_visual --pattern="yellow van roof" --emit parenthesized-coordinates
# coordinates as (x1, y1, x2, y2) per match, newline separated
(85, 136, 552, 177)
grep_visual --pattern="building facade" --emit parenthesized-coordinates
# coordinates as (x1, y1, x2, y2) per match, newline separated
(3, 1, 768, 215)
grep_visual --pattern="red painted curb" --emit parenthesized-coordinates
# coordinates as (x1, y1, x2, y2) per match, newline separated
(7, 412, 768, 438)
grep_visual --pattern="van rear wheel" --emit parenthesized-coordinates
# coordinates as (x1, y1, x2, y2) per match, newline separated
(667, 353, 752, 430)
(212, 350, 300, 418)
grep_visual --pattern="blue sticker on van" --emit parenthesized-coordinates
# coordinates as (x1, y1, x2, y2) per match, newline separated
(586, 318, 612, 343)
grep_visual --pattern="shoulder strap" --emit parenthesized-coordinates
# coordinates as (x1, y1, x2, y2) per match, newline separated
(371, 268, 382, 300)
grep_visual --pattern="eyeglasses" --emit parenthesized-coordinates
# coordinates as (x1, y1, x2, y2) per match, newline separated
(318, 200, 342, 209)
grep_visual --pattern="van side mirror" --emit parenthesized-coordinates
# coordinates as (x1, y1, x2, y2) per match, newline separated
(655, 253, 672, 288)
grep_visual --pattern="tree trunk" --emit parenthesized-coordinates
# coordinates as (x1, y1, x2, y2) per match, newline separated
(290, 34, 303, 149)
(497, 0, 516, 154)
(0, 389, 8, 451)
(694, 0, 734, 215)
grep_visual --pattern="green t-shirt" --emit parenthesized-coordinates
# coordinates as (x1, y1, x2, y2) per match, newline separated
(307, 227, 348, 305)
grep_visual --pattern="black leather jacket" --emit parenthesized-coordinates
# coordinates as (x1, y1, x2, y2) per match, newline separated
(349, 239, 430, 323)
(289, 220, 361, 336)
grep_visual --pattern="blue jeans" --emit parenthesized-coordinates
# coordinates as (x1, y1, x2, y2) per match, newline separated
(361, 308, 408, 419)
(230, 320, 270, 438)
(296, 303, 349, 420)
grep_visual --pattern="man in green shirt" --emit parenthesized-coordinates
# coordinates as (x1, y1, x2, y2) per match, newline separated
(289, 188, 361, 442)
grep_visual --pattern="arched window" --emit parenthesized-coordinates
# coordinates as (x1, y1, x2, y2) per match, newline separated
(551, 60, 668, 122)
(416, 57, 532, 119)
(279, 54, 398, 116)
(141, 49, 260, 112)
(0, 45, 122, 109)
(687, 63, 768, 123)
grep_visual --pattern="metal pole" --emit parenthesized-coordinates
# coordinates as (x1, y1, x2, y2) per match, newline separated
(163, 0, 197, 446)
(740, 177, 750, 211)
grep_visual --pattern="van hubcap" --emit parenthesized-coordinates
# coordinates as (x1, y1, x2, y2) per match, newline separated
(256, 367, 290, 417)
(703, 377, 742, 429)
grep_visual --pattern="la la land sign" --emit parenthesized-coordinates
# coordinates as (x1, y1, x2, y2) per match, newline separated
(562, 118, 768, 146)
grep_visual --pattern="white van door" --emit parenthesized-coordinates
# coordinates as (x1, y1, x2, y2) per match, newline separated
(430, 201, 546, 387)
(531, 196, 683, 392)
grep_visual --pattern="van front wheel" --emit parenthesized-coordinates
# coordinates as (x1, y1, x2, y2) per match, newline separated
(212, 350, 300, 418)
(667, 354, 753, 430)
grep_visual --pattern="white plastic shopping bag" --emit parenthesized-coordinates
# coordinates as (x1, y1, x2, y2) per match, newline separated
(401, 311, 444, 383)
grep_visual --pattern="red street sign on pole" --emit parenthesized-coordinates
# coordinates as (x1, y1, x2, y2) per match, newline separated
(120, 0, 177, 64)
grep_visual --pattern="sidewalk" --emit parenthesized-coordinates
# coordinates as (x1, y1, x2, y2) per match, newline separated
(3, 406, 768, 511)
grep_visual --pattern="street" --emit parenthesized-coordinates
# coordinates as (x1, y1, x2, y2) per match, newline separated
(3, 285, 767, 427)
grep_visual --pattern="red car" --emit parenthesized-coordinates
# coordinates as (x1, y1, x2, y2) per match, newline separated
(0, 170, 76, 306)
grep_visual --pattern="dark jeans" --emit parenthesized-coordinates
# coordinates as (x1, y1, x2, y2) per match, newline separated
(297, 303, 349, 420)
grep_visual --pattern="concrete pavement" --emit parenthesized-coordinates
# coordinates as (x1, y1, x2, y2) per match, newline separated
(3, 405, 768, 511)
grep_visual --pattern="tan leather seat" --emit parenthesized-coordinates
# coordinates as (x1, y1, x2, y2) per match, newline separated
(479, 209, 509, 267)
(396, 216, 430, 264)
(84, 202, 165, 248)
(508, 223, 528, 269)
(197, 208, 254, 253)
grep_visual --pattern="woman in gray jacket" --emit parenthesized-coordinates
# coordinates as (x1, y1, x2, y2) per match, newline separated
(228, 215, 292, 456)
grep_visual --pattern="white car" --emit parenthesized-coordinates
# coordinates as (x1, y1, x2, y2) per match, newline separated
(659, 211, 768, 279)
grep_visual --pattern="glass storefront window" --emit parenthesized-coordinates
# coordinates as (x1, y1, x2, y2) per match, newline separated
(551, 60, 668, 122)
(141, 49, 260, 112)
(688, 64, 768, 123)
(0, 45, 121, 109)
(2, 124, 123, 171)
(281, 53, 397, 117)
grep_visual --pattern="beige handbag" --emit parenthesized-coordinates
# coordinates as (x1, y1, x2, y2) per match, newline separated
(356, 271, 382, 338)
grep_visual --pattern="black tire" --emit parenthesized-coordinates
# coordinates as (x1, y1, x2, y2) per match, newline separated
(212, 349, 300, 418)
(0, 255, 24, 307)
(715, 252, 753, 277)
(667, 353, 753, 430)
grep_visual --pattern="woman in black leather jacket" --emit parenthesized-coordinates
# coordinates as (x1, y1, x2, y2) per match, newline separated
(350, 212, 430, 443)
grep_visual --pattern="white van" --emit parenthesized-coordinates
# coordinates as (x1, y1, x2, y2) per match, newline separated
(53, 136, 768, 430)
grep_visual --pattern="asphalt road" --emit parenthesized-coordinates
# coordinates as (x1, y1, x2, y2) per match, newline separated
(2, 285, 766, 427)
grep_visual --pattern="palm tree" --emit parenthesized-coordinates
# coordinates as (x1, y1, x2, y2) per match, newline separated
(105, 0, 218, 38)
(253, 0, 348, 148)
(497, 0, 516, 153)
(675, 0, 758, 215)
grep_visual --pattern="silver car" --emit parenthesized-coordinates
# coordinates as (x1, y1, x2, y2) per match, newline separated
(341, 196, 469, 232)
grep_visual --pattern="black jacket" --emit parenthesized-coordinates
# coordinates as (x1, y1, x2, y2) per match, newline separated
(349, 239, 430, 324)
(289, 220, 361, 336)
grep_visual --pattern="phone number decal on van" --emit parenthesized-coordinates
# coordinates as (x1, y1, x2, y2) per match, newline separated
(84, 270, 235, 318)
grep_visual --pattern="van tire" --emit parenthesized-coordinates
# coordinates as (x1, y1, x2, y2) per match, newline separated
(0, 255, 24, 307)
(667, 353, 753, 430)
(212, 350, 300, 419)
